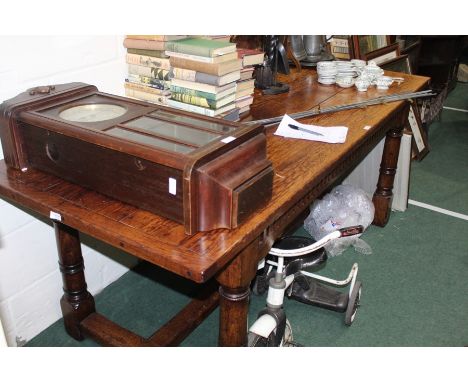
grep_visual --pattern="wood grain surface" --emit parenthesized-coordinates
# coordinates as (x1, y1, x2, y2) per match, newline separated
(0, 69, 429, 283)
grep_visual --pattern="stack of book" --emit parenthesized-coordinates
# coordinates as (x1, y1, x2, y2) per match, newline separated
(205, 35, 232, 42)
(123, 35, 187, 104)
(165, 37, 243, 119)
(235, 48, 265, 114)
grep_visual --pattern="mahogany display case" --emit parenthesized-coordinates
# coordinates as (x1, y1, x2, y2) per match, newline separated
(0, 83, 273, 234)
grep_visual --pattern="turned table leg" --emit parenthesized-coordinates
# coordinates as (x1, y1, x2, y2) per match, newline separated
(372, 126, 404, 226)
(216, 237, 266, 346)
(53, 222, 95, 340)
(218, 286, 251, 346)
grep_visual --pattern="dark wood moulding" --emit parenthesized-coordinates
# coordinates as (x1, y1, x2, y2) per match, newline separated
(0, 83, 273, 234)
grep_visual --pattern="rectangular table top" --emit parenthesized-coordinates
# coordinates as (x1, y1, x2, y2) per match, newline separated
(0, 69, 429, 282)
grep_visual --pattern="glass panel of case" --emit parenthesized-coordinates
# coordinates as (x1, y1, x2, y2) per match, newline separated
(124, 116, 221, 146)
(150, 110, 236, 134)
(107, 127, 194, 154)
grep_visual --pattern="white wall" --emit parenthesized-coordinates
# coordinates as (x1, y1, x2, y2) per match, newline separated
(343, 139, 385, 196)
(343, 137, 411, 212)
(0, 36, 138, 346)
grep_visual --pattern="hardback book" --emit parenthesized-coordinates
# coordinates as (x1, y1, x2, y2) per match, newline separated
(237, 48, 265, 66)
(239, 67, 255, 81)
(206, 35, 232, 42)
(127, 66, 172, 81)
(124, 81, 170, 96)
(172, 68, 240, 86)
(165, 50, 238, 64)
(127, 64, 173, 80)
(236, 78, 255, 92)
(236, 86, 255, 99)
(218, 107, 240, 121)
(165, 37, 236, 57)
(126, 53, 171, 70)
(167, 98, 236, 117)
(127, 48, 169, 59)
(235, 95, 254, 109)
(169, 56, 242, 76)
(170, 84, 236, 101)
(126, 35, 187, 41)
(127, 75, 170, 91)
(170, 92, 236, 110)
(171, 78, 236, 95)
(124, 38, 167, 51)
(124, 85, 171, 105)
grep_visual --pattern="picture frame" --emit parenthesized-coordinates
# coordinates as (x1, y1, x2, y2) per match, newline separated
(407, 103, 430, 160)
(329, 35, 352, 60)
(399, 36, 421, 73)
(380, 54, 412, 74)
(363, 43, 401, 65)
(351, 35, 391, 60)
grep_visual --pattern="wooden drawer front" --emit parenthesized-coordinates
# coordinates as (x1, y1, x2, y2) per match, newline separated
(232, 166, 274, 227)
(21, 123, 184, 222)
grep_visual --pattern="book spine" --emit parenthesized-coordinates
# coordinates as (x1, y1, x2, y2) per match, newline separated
(166, 51, 215, 63)
(127, 35, 167, 41)
(170, 56, 216, 75)
(170, 93, 217, 109)
(172, 68, 221, 86)
(127, 48, 169, 59)
(166, 99, 215, 117)
(195, 72, 223, 86)
(170, 56, 241, 76)
(126, 53, 171, 70)
(128, 64, 173, 81)
(127, 74, 171, 90)
(128, 66, 172, 80)
(170, 85, 217, 101)
(171, 78, 219, 93)
(126, 35, 186, 41)
(123, 38, 165, 51)
(125, 88, 170, 105)
(172, 67, 197, 81)
(124, 81, 170, 95)
(165, 41, 214, 57)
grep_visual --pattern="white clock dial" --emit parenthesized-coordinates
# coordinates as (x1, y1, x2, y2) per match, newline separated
(59, 104, 127, 122)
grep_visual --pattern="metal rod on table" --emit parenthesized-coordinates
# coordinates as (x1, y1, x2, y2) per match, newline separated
(244, 90, 435, 126)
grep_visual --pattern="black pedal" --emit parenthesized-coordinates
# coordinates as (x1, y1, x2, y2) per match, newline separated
(290, 279, 349, 312)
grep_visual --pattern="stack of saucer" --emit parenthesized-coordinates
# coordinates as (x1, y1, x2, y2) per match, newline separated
(317, 61, 337, 85)
(335, 61, 357, 87)
(336, 61, 356, 78)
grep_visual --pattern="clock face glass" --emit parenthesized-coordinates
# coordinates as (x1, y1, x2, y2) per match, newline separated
(59, 103, 127, 122)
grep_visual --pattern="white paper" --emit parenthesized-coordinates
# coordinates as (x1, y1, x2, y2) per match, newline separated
(274, 114, 348, 144)
(221, 136, 236, 144)
(49, 211, 62, 222)
(169, 178, 177, 195)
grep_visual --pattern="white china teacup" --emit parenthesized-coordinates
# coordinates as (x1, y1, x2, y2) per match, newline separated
(375, 76, 394, 90)
(355, 78, 370, 92)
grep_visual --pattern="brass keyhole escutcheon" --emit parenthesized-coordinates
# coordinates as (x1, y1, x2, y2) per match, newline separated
(46, 142, 59, 162)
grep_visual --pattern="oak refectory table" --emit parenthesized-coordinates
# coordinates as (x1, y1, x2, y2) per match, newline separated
(0, 69, 429, 346)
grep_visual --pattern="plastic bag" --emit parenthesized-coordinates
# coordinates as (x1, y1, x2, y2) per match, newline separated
(304, 184, 375, 257)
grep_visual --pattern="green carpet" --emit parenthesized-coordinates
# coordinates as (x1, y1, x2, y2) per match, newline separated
(26, 83, 468, 347)
(410, 94, 468, 214)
